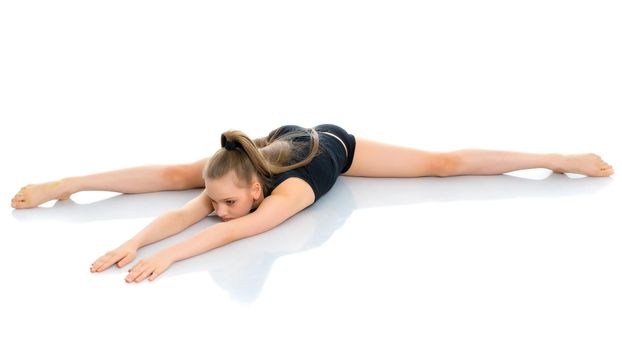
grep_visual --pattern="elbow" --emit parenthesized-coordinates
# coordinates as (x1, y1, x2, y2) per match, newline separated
(165, 209, 187, 226)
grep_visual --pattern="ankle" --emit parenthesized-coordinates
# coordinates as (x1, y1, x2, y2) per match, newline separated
(59, 177, 81, 195)
(547, 153, 565, 172)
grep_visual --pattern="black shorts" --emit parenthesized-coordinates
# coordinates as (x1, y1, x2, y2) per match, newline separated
(313, 124, 357, 174)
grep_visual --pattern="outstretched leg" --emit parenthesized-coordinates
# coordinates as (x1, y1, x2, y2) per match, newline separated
(343, 138, 614, 178)
(11, 158, 209, 209)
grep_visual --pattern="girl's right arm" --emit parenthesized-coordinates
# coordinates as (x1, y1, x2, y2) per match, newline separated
(90, 189, 214, 273)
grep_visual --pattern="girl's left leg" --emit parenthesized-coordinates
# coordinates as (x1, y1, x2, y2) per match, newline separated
(343, 138, 614, 178)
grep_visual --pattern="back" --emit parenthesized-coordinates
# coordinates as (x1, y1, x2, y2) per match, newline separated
(264, 124, 355, 202)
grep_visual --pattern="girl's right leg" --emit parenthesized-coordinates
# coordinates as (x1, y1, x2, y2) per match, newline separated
(11, 158, 209, 209)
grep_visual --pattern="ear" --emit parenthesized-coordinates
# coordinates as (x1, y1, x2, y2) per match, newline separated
(251, 180, 262, 199)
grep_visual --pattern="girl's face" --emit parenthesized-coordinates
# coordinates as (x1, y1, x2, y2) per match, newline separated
(205, 171, 263, 221)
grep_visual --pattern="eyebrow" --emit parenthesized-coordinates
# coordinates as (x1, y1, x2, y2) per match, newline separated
(212, 197, 237, 202)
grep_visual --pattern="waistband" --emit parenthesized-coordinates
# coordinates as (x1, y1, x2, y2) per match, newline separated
(319, 131, 348, 158)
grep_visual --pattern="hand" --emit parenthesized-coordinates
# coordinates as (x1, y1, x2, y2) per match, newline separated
(125, 251, 174, 283)
(90, 240, 139, 273)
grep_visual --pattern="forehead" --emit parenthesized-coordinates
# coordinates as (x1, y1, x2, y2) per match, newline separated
(205, 172, 246, 198)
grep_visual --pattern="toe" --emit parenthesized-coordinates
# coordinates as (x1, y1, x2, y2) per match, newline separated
(17, 202, 31, 209)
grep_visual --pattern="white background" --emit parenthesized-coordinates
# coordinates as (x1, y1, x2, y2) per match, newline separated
(1, 1, 621, 349)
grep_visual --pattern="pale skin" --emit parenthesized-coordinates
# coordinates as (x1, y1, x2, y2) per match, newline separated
(11, 139, 615, 283)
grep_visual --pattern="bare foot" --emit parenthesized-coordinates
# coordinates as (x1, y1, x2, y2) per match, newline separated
(11, 180, 72, 209)
(553, 153, 615, 177)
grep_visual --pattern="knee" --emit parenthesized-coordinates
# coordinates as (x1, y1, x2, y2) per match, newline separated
(433, 152, 463, 177)
(161, 165, 197, 189)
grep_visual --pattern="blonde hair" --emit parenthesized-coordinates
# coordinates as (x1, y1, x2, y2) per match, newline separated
(205, 127, 320, 190)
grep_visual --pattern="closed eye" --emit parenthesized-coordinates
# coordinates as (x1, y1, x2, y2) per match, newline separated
(213, 200, 235, 206)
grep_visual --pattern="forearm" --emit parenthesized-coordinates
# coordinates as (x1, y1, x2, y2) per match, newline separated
(161, 223, 232, 262)
(128, 210, 193, 248)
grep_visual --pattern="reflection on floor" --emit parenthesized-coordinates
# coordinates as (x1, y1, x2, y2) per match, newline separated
(10, 172, 615, 304)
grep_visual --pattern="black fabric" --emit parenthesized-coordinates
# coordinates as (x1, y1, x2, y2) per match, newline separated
(265, 124, 356, 202)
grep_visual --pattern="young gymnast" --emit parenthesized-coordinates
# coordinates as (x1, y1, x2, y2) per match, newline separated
(10, 124, 614, 283)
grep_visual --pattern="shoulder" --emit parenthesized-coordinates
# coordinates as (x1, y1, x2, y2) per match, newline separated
(271, 177, 315, 205)
(266, 166, 318, 199)
(257, 177, 315, 224)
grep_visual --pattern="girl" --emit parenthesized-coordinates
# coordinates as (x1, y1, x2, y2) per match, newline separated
(10, 124, 615, 283)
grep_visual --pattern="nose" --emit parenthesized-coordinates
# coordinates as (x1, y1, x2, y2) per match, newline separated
(216, 207, 228, 218)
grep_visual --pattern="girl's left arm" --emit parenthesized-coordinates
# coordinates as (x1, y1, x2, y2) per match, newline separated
(124, 178, 315, 283)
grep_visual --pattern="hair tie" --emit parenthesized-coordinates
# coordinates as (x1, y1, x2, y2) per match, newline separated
(221, 134, 239, 151)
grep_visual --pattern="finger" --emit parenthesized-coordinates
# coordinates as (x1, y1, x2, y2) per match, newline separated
(91, 255, 109, 269)
(117, 254, 133, 268)
(148, 267, 163, 282)
(125, 270, 138, 283)
(135, 268, 154, 283)
(96, 251, 118, 266)
(128, 260, 143, 273)
(126, 263, 144, 282)
(91, 257, 109, 272)
(135, 264, 154, 282)
(93, 253, 119, 272)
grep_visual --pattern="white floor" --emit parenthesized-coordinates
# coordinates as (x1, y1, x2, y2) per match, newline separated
(2, 1, 621, 349)
(4, 170, 621, 349)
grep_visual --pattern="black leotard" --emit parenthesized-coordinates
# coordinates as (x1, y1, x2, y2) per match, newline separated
(265, 124, 356, 202)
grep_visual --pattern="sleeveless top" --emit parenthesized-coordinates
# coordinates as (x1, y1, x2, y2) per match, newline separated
(264, 124, 355, 202)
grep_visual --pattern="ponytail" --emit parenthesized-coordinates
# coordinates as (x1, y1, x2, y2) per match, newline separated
(205, 128, 320, 187)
